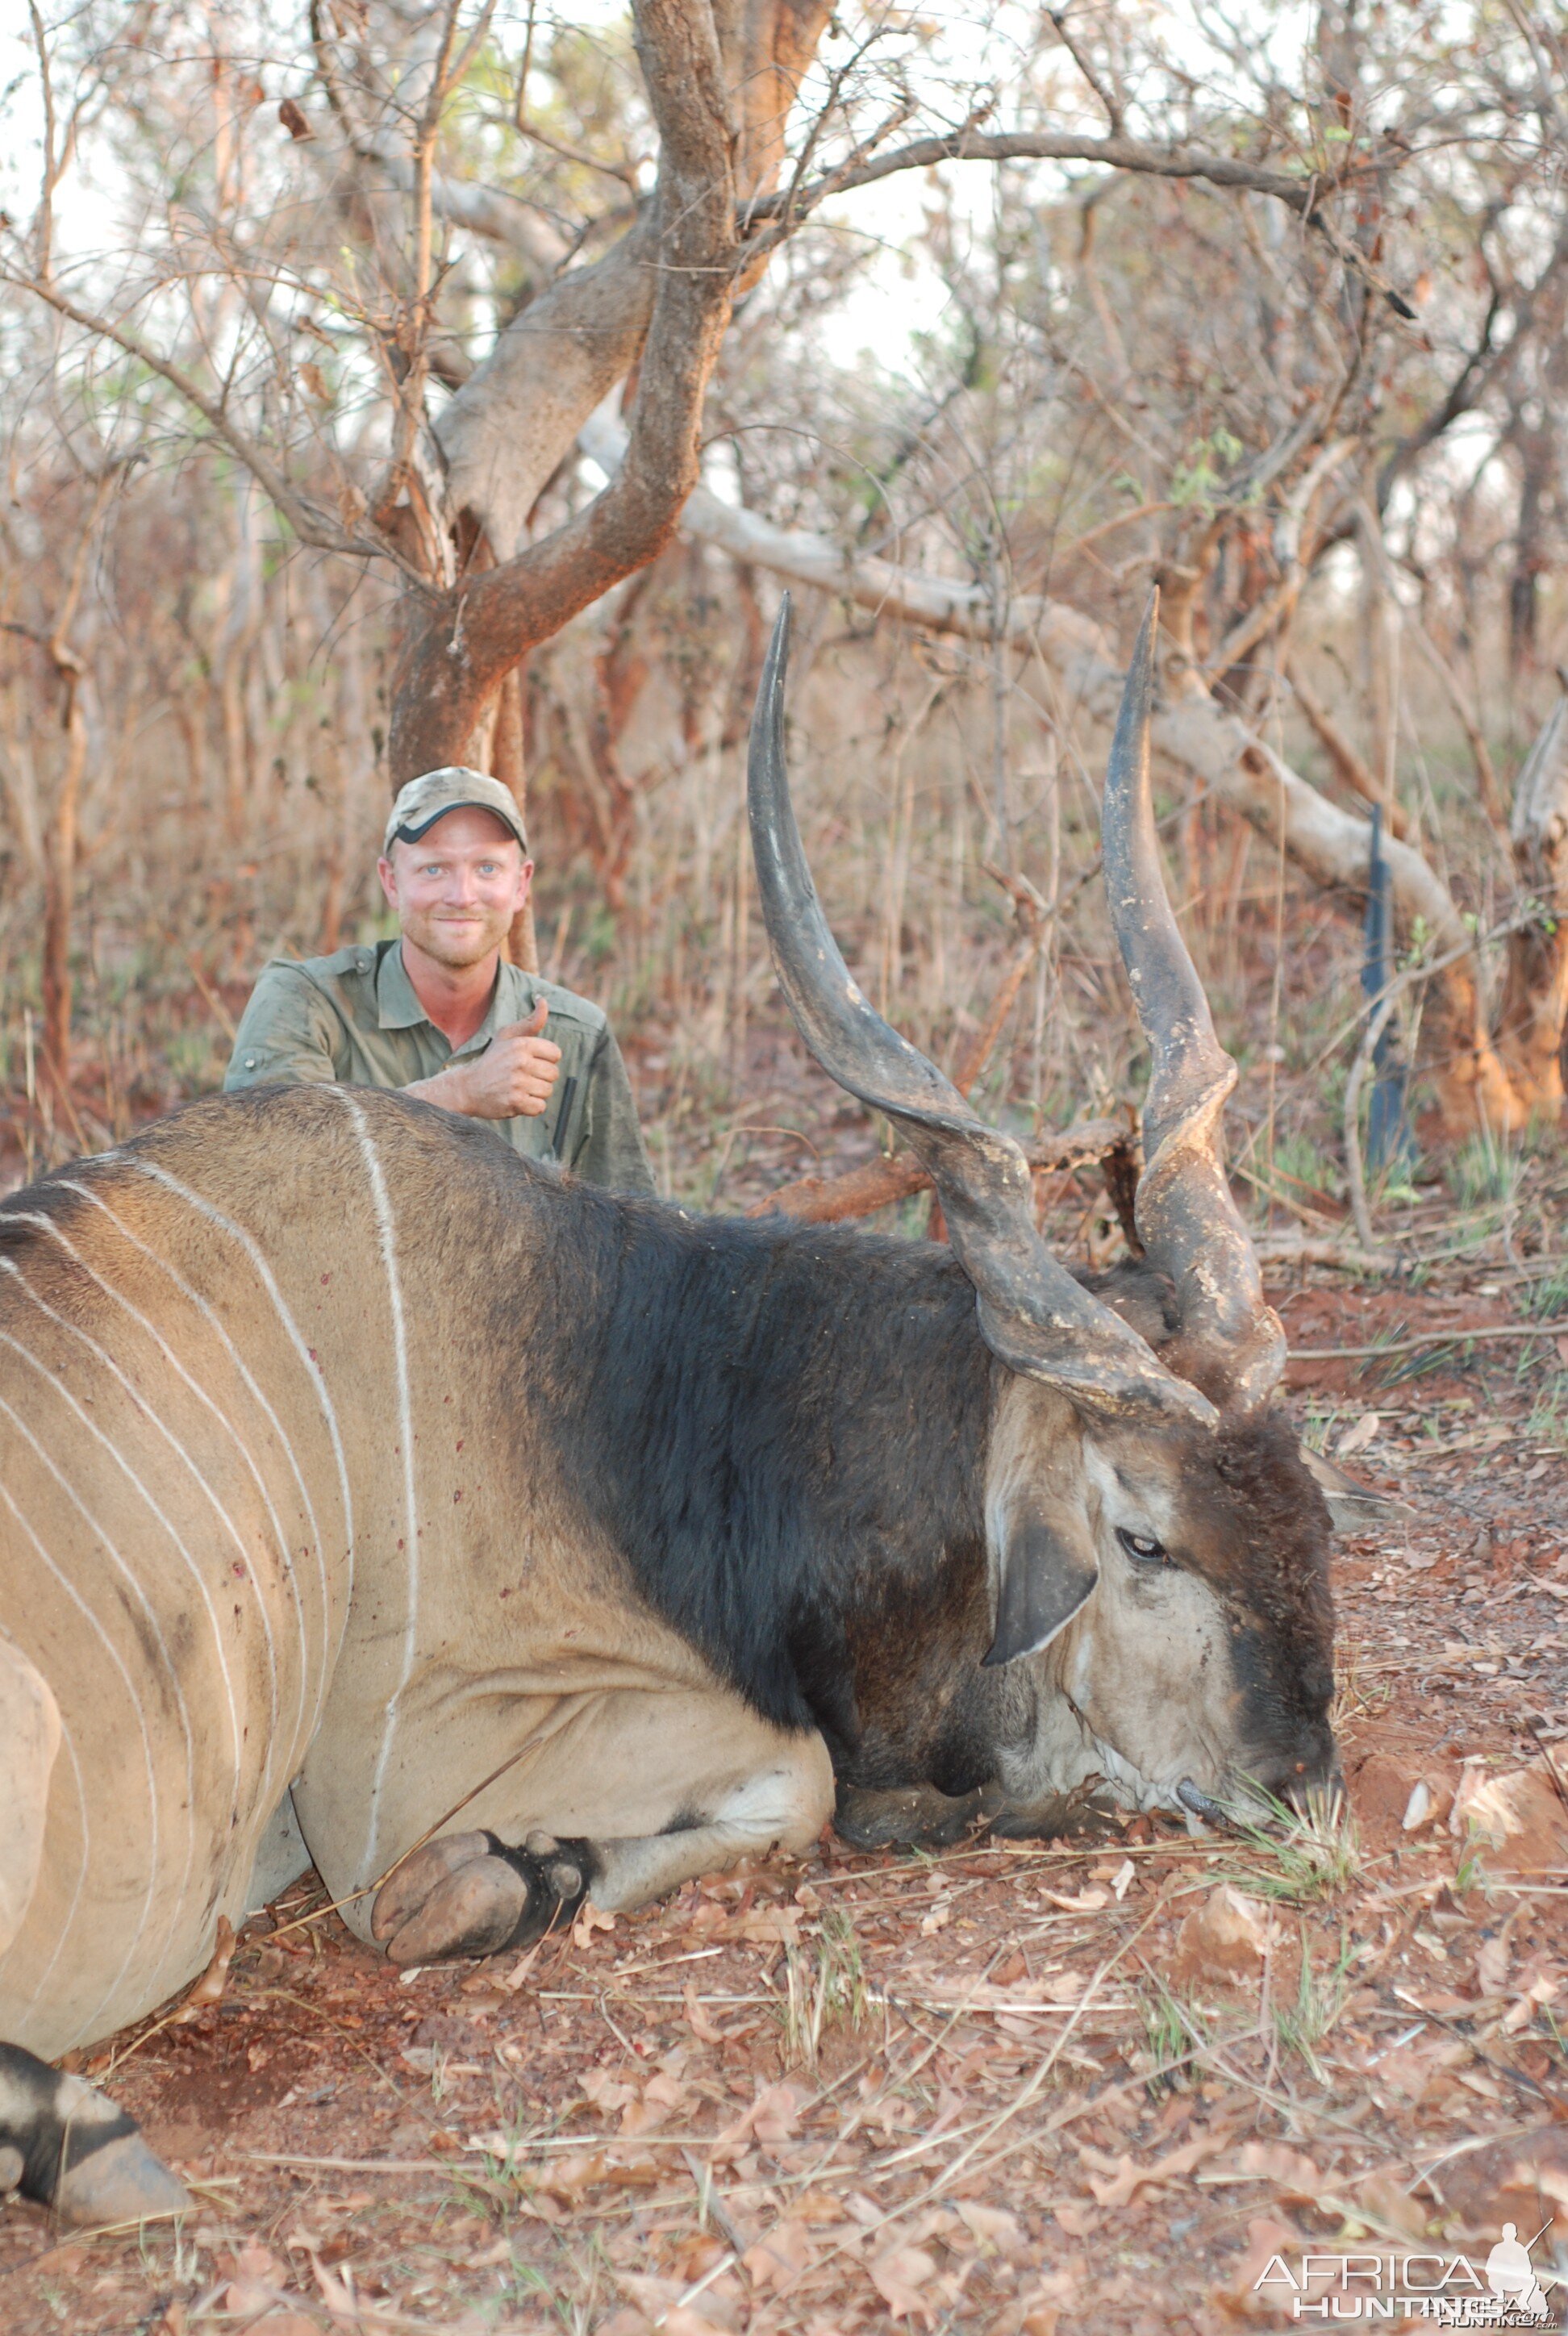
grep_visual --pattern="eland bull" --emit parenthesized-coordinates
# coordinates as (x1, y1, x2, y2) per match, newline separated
(0, 598, 1334, 2225)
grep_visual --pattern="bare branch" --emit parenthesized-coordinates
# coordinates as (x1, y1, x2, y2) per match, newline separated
(445, 0, 502, 96)
(511, 111, 644, 194)
(739, 125, 1417, 314)
(1047, 10, 1124, 136)
(50, 465, 119, 664)
(1285, 656, 1410, 841)
(1379, 209, 1568, 501)
(1203, 436, 1357, 676)
(366, 148, 569, 265)
(311, 0, 569, 267)
(372, 0, 484, 574)
(0, 265, 427, 586)
(578, 403, 1531, 1127)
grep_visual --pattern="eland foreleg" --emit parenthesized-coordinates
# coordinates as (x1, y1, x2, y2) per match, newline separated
(369, 1687, 834, 1966)
(0, 1642, 187, 2227)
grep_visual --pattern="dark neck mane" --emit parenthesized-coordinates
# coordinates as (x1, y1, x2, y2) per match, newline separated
(531, 1186, 995, 1739)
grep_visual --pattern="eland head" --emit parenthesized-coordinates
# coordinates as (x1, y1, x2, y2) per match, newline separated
(749, 593, 1337, 1823)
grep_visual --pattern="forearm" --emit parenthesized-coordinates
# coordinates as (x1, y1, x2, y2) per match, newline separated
(407, 1055, 553, 1121)
(406, 1063, 477, 1115)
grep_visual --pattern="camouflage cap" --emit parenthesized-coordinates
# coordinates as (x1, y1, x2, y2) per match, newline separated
(383, 767, 529, 856)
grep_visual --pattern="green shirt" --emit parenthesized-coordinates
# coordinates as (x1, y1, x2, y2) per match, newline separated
(223, 941, 656, 1195)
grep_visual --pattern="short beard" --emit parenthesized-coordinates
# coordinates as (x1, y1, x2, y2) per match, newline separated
(402, 911, 508, 973)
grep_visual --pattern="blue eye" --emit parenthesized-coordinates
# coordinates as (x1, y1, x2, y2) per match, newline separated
(1117, 1528, 1166, 1566)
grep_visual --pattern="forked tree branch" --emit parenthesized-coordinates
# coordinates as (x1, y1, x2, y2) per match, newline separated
(1047, 9, 1124, 136)
(388, 0, 739, 774)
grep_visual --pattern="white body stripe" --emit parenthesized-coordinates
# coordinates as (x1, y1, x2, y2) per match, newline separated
(343, 1095, 421, 1871)
(0, 1272, 267, 1806)
(0, 1469, 165, 2029)
(58, 1179, 337, 1720)
(0, 1357, 211, 1996)
(0, 1261, 290, 1784)
(7, 1209, 312, 1765)
(127, 1159, 356, 1633)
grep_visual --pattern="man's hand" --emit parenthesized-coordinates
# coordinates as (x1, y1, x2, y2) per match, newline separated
(410, 998, 562, 1121)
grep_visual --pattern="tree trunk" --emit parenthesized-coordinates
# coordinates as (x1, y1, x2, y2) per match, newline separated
(493, 663, 539, 971)
(382, 0, 832, 799)
(436, 218, 661, 567)
(387, 9, 736, 778)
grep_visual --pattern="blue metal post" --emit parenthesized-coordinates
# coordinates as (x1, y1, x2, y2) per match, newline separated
(1362, 803, 1413, 1170)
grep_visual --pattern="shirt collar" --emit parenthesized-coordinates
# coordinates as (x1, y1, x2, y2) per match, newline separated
(375, 941, 432, 1031)
(375, 941, 529, 1058)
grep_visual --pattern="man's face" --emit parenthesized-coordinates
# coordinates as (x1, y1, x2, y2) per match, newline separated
(377, 807, 532, 974)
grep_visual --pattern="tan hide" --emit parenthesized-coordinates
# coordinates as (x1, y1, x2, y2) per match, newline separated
(0, 1087, 828, 2057)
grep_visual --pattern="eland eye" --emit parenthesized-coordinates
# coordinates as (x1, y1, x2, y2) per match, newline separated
(1116, 1527, 1166, 1566)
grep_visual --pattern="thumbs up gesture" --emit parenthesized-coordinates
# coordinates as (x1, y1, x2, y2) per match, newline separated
(443, 996, 562, 1120)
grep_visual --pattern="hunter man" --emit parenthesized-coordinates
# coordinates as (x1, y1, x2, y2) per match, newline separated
(225, 767, 655, 1194)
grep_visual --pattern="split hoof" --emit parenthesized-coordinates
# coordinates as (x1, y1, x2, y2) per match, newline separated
(370, 1832, 493, 1945)
(372, 1831, 593, 1966)
(0, 2050, 188, 2227)
(52, 2131, 190, 2228)
(378, 1854, 532, 1965)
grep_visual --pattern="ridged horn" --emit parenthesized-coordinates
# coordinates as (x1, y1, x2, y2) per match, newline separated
(749, 594, 1214, 1427)
(1100, 591, 1286, 1409)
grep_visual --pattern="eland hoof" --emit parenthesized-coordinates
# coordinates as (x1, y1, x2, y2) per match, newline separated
(0, 2050, 190, 2229)
(52, 2131, 190, 2229)
(834, 1783, 986, 1851)
(981, 1782, 1116, 1840)
(372, 1831, 593, 1966)
(370, 1833, 494, 1946)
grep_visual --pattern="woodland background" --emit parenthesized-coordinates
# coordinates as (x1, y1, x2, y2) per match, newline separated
(0, 0, 1566, 1234)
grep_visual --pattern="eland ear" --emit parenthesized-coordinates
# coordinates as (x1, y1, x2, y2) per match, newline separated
(983, 1504, 1099, 1667)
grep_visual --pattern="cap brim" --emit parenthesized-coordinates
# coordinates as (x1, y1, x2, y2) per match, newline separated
(391, 802, 528, 849)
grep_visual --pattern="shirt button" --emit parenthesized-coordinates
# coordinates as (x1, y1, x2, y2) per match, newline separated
(245, 1056, 256, 1070)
